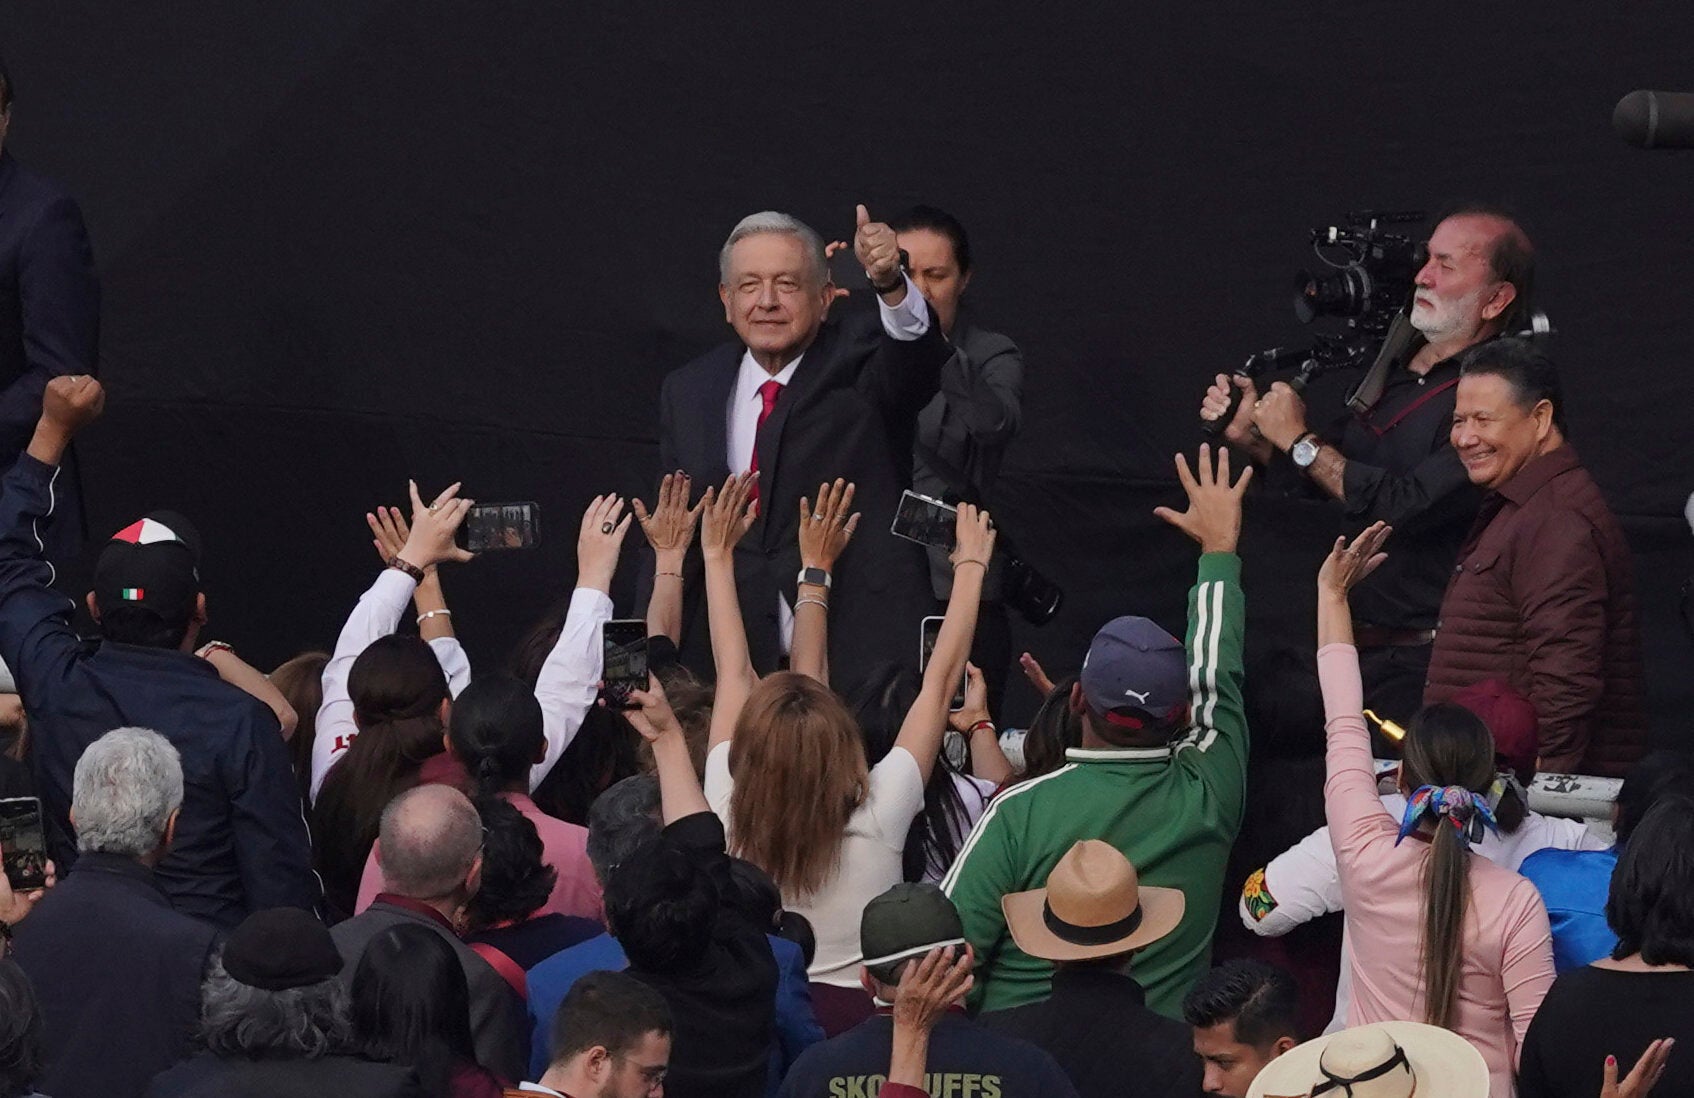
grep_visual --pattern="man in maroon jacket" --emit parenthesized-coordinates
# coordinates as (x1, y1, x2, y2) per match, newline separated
(1425, 338, 1646, 776)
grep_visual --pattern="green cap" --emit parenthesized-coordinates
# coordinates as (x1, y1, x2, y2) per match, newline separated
(860, 882, 966, 979)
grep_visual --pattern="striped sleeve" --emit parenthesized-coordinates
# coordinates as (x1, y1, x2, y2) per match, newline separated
(1173, 552, 1249, 813)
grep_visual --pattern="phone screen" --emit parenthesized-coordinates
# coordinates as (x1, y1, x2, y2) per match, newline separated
(890, 491, 957, 552)
(919, 616, 967, 712)
(601, 620, 649, 710)
(0, 797, 47, 891)
(462, 502, 541, 553)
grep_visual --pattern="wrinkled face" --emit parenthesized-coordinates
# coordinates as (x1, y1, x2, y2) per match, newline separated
(897, 227, 971, 335)
(719, 232, 831, 365)
(605, 1032, 670, 1098)
(1410, 214, 1514, 342)
(1451, 372, 1552, 490)
(1193, 1022, 1279, 1098)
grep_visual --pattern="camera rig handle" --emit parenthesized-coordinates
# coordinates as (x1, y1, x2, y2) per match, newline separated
(1199, 346, 1315, 437)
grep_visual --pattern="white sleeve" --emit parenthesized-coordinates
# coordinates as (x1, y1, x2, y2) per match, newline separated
(865, 746, 927, 849)
(528, 587, 614, 789)
(1239, 823, 1346, 937)
(310, 569, 416, 802)
(876, 272, 931, 341)
(428, 636, 472, 699)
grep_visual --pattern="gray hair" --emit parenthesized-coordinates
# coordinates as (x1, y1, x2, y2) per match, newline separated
(200, 954, 350, 1060)
(718, 211, 829, 288)
(377, 784, 481, 900)
(586, 774, 662, 886)
(72, 727, 183, 857)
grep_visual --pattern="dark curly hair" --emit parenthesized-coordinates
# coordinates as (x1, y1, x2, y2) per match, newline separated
(464, 797, 557, 930)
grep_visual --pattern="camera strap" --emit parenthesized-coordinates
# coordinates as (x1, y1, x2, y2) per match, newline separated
(1345, 313, 1423, 414)
(1359, 376, 1459, 439)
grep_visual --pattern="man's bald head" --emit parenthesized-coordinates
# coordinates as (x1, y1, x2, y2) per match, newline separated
(378, 784, 482, 900)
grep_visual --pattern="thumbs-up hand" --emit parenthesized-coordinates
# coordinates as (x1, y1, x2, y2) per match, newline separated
(854, 203, 902, 292)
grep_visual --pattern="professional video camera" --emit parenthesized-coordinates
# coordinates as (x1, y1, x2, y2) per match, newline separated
(1202, 210, 1426, 435)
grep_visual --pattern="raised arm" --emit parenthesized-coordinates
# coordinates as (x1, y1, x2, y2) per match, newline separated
(625, 675, 710, 823)
(701, 473, 760, 751)
(894, 504, 994, 784)
(888, 946, 976, 1095)
(633, 472, 702, 646)
(947, 664, 1013, 785)
(197, 643, 298, 739)
(368, 504, 469, 691)
(790, 479, 860, 686)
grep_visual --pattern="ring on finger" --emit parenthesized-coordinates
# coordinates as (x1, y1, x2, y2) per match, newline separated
(601, 521, 614, 534)
(812, 513, 826, 522)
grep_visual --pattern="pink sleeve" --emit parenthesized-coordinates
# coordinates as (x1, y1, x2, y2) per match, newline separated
(1500, 879, 1556, 1067)
(1319, 643, 1395, 859)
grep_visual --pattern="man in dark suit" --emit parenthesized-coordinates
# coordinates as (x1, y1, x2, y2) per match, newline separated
(0, 56, 99, 570)
(12, 727, 220, 1098)
(649, 206, 948, 691)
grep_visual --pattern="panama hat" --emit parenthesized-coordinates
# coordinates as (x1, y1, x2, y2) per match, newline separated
(1002, 840, 1184, 962)
(1247, 1021, 1489, 1098)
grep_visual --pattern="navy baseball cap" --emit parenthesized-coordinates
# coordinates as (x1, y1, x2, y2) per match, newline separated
(1080, 616, 1187, 722)
(92, 510, 202, 626)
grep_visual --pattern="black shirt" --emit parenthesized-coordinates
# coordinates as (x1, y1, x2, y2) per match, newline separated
(1518, 966, 1694, 1098)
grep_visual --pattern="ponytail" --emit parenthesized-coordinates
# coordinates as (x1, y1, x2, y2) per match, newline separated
(446, 675, 546, 798)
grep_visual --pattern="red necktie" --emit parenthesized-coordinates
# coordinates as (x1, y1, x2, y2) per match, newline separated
(747, 378, 783, 501)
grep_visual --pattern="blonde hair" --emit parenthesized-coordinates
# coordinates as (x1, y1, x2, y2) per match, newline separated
(728, 673, 868, 897)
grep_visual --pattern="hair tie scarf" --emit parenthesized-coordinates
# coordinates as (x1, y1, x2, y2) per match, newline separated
(1396, 784, 1499, 848)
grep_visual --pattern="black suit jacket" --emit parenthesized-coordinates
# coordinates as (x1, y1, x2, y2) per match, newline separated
(651, 309, 948, 692)
(145, 1054, 425, 1098)
(12, 853, 220, 1098)
(979, 968, 1202, 1098)
(0, 150, 98, 566)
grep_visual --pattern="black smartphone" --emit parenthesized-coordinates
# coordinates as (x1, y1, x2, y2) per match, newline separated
(891, 490, 957, 552)
(601, 619, 649, 710)
(461, 502, 541, 553)
(0, 797, 47, 891)
(919, 615, 967, 712)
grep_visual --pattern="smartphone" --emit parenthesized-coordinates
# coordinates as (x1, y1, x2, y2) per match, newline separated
(461, 502, 541, 553)
(601, 619, 649, 710)
(891, 490, 957, 552)
(0, 797, 47, 891)
(919, 616, 968, 712)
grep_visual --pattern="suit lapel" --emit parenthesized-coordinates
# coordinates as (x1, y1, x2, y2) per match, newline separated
(752, 322, 836, 493)
(699, 343, 740, 486)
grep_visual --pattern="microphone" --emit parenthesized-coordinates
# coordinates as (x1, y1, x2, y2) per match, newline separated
(1613, 90, 1694, 149)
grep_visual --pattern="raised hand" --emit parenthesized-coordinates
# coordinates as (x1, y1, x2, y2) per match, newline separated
(367, 505, 415, 568)
(1317, 521, 1392, 598)
(701, 472, 759, 562)
(1602, 1039, 1674, 1098)
(798, 479, 861, 571)
(633, 472, 703, 563)
(395, 481, 475, 571)
(0, 842, 53, 928)
(623, 675, 684, 744)
(1152, 444, 1253, 555)
(1252, 380, 1310, 452)
(949, 503, 997, 573)
(892, 944, 975, 1033)
(948, 663, 992, 733)
(1018, 652, 1056, 697)
(578, 494, 634, 593)
(41, 374, 106, 438)
(855, 204, 903, 290)
(822, 240, 853, 308)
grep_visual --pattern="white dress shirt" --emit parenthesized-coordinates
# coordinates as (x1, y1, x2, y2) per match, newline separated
(725, 274, 932, 650)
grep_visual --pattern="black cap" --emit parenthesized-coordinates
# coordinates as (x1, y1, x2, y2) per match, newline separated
(222, 908, 342, 991)
(92, 511, 202, 626)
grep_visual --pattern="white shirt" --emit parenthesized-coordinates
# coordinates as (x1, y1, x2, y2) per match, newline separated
(725, 273, 932, 649)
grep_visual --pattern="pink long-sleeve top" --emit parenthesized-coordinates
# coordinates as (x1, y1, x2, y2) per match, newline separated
(1320, 642, 1554, 1098)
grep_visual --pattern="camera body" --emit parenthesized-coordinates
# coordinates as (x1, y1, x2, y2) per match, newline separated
(1293, 210, 1426, 337)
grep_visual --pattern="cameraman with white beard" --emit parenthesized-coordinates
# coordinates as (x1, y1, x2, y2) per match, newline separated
(1202, 205, 1535, 727)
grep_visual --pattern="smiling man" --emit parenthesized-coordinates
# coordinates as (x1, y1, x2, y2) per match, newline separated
(648, 208, 949, 690)
(1425, 338, 1646, 777)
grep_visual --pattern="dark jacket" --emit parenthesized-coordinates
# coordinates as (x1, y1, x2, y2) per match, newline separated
(979, 967, 1201, 1098)
(0, 454, 322, 927)
(777, 1011, 1078, 1098)
(0, 150, 98, 567)
(648, 310, 947, 692)
(11, 852, 220, 1098)
(1425, 446, 1646, 776)
(145, 1054, 425, 1098)
(332, 897, 530, 1083)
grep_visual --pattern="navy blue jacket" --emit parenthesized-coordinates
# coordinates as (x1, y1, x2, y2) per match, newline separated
(12, 852, 220, 1098)
(776, 1011, 1078, 1098)
(0, 150, 98, 565)
(0, 454, 321, 927)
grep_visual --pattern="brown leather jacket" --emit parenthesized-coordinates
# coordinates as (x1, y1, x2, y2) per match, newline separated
(1424, 446, 1646, 776)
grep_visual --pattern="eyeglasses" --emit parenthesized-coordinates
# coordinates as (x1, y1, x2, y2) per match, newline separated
(615, 1054, 667, 1088)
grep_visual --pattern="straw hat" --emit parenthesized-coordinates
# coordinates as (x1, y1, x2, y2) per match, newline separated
(1001, 840, 1184, 962)
(1246, 1021, 1489, 1098)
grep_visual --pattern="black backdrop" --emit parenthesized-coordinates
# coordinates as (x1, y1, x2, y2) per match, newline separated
(3, 2, 1691, 736)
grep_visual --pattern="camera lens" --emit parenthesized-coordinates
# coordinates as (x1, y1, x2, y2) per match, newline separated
(1294, 266, 1372, 323)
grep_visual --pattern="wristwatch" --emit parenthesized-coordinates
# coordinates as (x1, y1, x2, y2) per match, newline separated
(797, 566, 832, 590)
(1290, 432, 1322, 469)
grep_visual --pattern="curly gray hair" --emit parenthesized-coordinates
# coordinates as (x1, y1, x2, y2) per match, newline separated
(200, 954, 350, 1060)
(73, 727, 184, 857)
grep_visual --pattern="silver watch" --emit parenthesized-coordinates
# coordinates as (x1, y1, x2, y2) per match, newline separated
(1291, 433, 1322, 468)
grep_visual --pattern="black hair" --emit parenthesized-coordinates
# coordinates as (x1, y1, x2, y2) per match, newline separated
(887, 204, 973, 274)
(351, 923, 479, 1095)
(724, 857, 782, 931)
(850, 662, 986, 882)
(0, 54, 12, 112)
(1615, 750, 1694, 845)
(448, 674, 545, 797)
(1454, 336, 1566, 434)
(1012, 673, 1082, 786)
(604, 836, 716, 973)
(775, 910, 817, 969)
(465, 796, 557, 930)
(0, 962, 42, 1098)
(1434, 201, 1536, 332)
(98, 604, 191, 649)
(1181, 959, 1300, 1048)
(549, 970, 672, 1067)
(1607, 796, 1694, 967)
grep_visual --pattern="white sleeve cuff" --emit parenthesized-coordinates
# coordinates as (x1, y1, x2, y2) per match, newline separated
(877, 272, 931, 341)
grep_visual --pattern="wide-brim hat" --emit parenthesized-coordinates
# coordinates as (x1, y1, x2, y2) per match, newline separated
(1002, 840, 1184, 962)
(1246, 1021, 1488, 1098)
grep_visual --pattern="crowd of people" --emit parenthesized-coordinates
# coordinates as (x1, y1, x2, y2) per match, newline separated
(0, 52, 1690, 1098)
